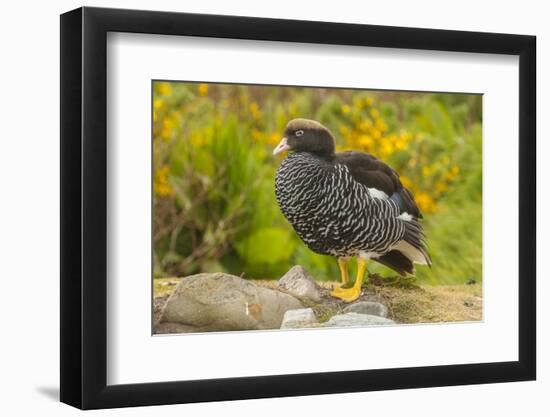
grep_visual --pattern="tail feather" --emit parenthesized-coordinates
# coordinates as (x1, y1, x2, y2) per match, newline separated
(375, 250, 414, 276)
(396, 219, 432, 267)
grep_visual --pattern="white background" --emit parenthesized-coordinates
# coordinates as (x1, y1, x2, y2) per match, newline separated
(0, 0, 546, 416)
(108, 34, 518, 384)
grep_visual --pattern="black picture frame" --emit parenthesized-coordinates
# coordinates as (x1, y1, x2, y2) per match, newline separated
(60, 6, 536, 410)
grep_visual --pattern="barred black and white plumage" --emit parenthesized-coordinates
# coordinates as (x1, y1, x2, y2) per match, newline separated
(273, 119, 431, 301)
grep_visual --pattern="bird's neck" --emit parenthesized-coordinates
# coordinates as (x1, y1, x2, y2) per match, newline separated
(294, 151, 335, 163)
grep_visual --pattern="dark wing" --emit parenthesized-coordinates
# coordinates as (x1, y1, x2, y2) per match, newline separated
(335, 151, 422, 219)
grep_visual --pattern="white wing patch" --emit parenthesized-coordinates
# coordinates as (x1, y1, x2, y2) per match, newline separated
(368, 187, 389, 200)
(359, 250, 380, 260)
(397, 212, 413, 222)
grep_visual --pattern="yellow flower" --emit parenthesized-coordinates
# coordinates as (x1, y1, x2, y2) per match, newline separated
(400, 175, 413, 188)
(365, 97, 374, 106)
(158, 165, 169, 177)
(372, 129, 382, 140)
(375, 118, 388, 132)
(163, 117, 175, 130)
(415, 192, 437, 213)
(451, 165, 460, 176)
(422, 166, 432, 177)
(445, 165, 460, 181)
(400, 131, 412, 142)
(198, 83, 209, 96)
(358, 120, 372, 132)
(395, 137, 407, 150)
(435, 182, 448, 193)
(358, 135, 373, 148)
(160, 127, 171, 141)
(156, 184, 172, 196)
(153, 98, 164, 110)
(249, 102, 261, 119)
(159, 117, 176, 141)
(370, 108, 380, 118)
(154, 165, 173, 197)
(379, 141, 394, 157)
(339, 125, 350, 136)
(158, 82, 172, 96)
(341, 104, 351, 114)
(268, 132, 280, 145)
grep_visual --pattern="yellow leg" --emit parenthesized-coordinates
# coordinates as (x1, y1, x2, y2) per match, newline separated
(338, 258, 350, 286)
(330, 258, 368, 302)
(331, 258, 350, 294)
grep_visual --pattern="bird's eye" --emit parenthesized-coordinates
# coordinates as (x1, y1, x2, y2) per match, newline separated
(295, 130, 304, 136)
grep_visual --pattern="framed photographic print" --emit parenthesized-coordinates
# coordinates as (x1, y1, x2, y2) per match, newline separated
(60, 6, 536, 410)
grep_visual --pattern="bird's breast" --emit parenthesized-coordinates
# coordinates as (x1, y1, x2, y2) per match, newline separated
(275, 156, 356, 237)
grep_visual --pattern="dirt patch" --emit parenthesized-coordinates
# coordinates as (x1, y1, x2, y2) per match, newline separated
(372, 284, 482, 323)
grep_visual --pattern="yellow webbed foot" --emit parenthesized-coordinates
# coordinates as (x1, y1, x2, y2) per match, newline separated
(330, 284, 347, 295)
(330, 286, 362, 303)
(330, 257, 368, 303)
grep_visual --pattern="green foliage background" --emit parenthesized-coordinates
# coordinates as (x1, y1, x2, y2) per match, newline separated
(153, 82, 482, 285)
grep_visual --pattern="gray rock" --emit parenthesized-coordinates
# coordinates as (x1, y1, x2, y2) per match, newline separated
(280, 308, 318, 329)
(278, 266, 323, 303)
(155, 322, 201, 334)
(160, 273, 302, 332)
(323, 312, 395, 327)
(153, 295, 169, 325)
(343, 301, 389, 318)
